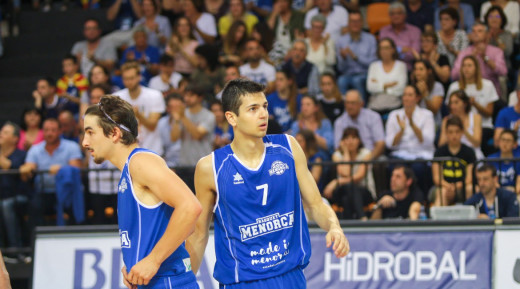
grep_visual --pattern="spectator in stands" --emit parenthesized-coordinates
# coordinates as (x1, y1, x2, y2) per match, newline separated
(170, 84, 215, 190)
(81, 65, 117, 116)
(0, 122, 27, 250)
(304, 14, 335, 75)
(204, 0, 228, 19)
(190, 44, 226, 101)
(439, 89, 483, 159)
(157, 93, 183, 168)
(107, 0, 142, 31)
(182, 0, 217, 44)
(385, 85, 435, 194)
(33, 77, 77, 120)
(267, 69, 301, 132)
(371, 165, 422, 220)
(413, 31, 451, 86)
(489, 129, 520, 193)
(303, 0, 348, 40)
(282, 40, 320, 96)
(465, 164, 519, 218)
(323, 127, 375, 220)
(56, 54, 88, 111)
(266, 0, 305, 67)
(18, 107, 43, 151)
(290, 95, 333, 154)
(366, 38, 408, 115)
(219, 20, 248, 66)
(211, 100, 234, 149)
(120, 28, 160, 85)
(335, 10, 377, 100)
(149, 54, 183, 97)
(434, 0, 475, 33)
(295, 128, 326, 186)
(317, 72, 344, 124)
(480, 0, 519, 37)
(19, 118, 82, 226)
(252, 22, 276, 62)
(334, 90, 385, 159)
(405, 0, 434, 32)
(447, 55, 498, 156)
(411, 59, 444, 125)
(219, 0, 258, 37)
(451, 21, 507, 96)
(58, 111, 80, 143)
(495, 87, 520, 147)
(240, 39, 276, 93)
(133, 0, 172, 51)
(484, 6, 513, 70)
(245, 0, 273, 19)
(166, 17, 199, 76)
(113, 62, 165, 154)
(216, 64, 242, 100)
(435, 7, 469, 67)
(379, 2, 421, 71)
(71, 18, 117, 75)
(431, 115, 476, 206)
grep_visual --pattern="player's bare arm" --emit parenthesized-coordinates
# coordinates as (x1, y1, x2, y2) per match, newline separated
(126, 152, 202, 286)
(288, 135, 350, 258)
(186, 154, 217, 274)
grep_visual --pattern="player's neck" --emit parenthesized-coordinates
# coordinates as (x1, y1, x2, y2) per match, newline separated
(109, 143, 140, 171)
(230, 136, 265, 166)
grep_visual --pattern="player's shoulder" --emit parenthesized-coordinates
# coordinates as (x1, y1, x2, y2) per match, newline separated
(195, 153, 214, 175)
(129, 150, 166, 171)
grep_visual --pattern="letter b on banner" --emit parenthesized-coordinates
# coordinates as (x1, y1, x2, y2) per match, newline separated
(74, 249, 106, 289)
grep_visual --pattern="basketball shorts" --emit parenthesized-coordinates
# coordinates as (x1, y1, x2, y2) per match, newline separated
(219, 267, 306, 289)
(139, 271, 199, 289)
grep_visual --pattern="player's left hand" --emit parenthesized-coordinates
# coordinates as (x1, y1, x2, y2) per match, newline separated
(326, 226, 350, 258)
(127, 255, 160, 286)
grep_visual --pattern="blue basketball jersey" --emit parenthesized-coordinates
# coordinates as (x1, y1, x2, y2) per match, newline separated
(212, 134, 311, 285)
(118, 148, 193, 279)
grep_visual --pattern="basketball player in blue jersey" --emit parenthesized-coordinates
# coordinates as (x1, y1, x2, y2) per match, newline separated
(82, 95, 202, 289)
(186, 79, 349, 288)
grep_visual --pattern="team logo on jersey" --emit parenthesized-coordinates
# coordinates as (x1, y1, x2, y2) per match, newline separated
(118, 178, 127, 193)
(269, 161, 289, 176)
(233, 172, 244, 184)
(120, 230, 131, 248)
(239, 211, 294, 241)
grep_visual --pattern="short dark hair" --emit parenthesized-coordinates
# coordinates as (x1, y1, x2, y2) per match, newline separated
(20, 106, 43, 131)
(159, 54, 175, 65)
(445, 115, 464, 130)
(165, 93, 183, 104)
(43, 117, 61, 129)
(185, 82, 206, 97)
(222, 78, 265, 115)
(477, 164, 497, 177)
(421, 31, 438, 45)
(83, 17, 100, 27)
(439, 7, 460, 28)
(85, 95, 139, 145)
(485, 5, 507, 30)
(393, 165, 415, 182)
(63, 53, 78, 64)
(195, 44, 220, 72)
(3, 121, 21, 139)
(377, 38, 399, 60)
(500, 129, 518, 143)
(89, 83, 112, 95)
(38, 76, 56, 88)
(341, 127, 364, 149)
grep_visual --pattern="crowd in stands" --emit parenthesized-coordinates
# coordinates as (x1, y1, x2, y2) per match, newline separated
(3, 0, 520, 252)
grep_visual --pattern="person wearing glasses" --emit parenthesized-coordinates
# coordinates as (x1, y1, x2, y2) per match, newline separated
(83, 95, 201, 288)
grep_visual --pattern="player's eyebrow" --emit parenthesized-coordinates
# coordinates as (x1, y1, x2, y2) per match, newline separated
(84, 126, 93, 132)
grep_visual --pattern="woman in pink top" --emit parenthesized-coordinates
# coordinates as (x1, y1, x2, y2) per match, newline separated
(18, 107, 44, 151)
(166, 16, 199, 76)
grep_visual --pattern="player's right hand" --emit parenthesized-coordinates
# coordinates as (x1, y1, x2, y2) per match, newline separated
(121, 266, 137, 289)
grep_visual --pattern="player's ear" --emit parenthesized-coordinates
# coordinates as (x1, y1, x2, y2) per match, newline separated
(111, 126, 122, 143)
(225, 111, 237, 127)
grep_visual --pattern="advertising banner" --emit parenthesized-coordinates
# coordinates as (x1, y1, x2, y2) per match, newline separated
(494, 230, 520, 289)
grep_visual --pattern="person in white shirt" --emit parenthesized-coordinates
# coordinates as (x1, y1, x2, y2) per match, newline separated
(240, 39, 276, 93)
(113, 62, 165, 155)
(183, 0, 217, 44)
(385, 85, 435, 194)
(148, 54, 183, 96)
(304, 0, 348, 40)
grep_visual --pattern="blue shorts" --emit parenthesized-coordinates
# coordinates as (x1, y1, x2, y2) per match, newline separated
(219, 267, 306, 289)
(139, 271, 199, 289)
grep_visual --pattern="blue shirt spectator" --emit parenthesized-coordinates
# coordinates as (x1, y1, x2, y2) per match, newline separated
(465, 188, 519, 218)
(267, 91, 302, 133)
(434, 2, 475, 33)
(108, 0, 141, 31)
(495, 106, 520, 147)
(120, 29, 160, 85)
(405, 0, 434, 31)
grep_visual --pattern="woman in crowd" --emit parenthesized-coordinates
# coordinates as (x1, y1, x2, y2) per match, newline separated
(290, 95, 334, 154)
(18, 107, 43, 151)
(304, 14, 335, 74)
(323, 127, 375, 220)
(411, 60, 445, 125)
(414, 31, 451, 86)
(446, 55, 498, 156)
(219, 20, 248, 65)
(317, 72, 344, 124)
(134, 0, 172, 51)
(436, 7, 469, 67)
(295, 128, 327, 186)
(267, 69, 301, 133)
(480, 0, 519, 37)
(80, 65, 120, 118)
(439, 90, 483, 159)
(366, 38, 407, 116)
(166, 16, 199, 77)
(218, 0, 258, 37)
(484, 6, 513, 70)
